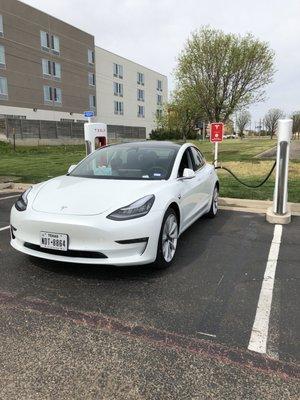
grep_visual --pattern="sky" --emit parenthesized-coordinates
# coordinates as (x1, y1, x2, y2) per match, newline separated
(23, 0, 300, 126)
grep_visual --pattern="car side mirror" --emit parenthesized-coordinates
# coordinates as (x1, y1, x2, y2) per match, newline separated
(67, 165, 77, 174)
(182, 168, 196, 179)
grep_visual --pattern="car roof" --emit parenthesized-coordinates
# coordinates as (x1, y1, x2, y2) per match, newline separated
(108, 141, 182, 149)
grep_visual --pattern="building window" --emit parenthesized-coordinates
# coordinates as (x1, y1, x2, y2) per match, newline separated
(113, 63, 123, 79)
(137, 72, 144, 85)
(157, 94, 163, 106)
(156, 109, 163, 118)
(43, 86, 62, 105)
(138, 105, 145, 118)
(53, 62, 61, 80)
(42, 60, 61, 80)
(54, 87, 62, 104)
(89, 94, 96, 109)
(42, 59, 51, 76)
(113, 82, 123, 97)
(88, 49, 95, 65)
(137, 89, 144, 102)
(157, 80, 162, 91)
(0, 46, 5, 68)
(51, 35, 60, 55)
(88, 72, 95, 86)
(40, 31, 50, 51)
(114, 101, 124, 115)
(43, 85, 53, 103)
(0, 76, 8, 99)
(40, 31, 60, 55)
(0, 15, 3, 37)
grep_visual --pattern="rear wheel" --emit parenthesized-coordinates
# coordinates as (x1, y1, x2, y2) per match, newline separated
(153, 208, 179, 269)
(207, 185, 219, 218)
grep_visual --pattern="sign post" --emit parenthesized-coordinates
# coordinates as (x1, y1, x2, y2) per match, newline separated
(210, 123, 224, 167)
(84, 110, 95, 124)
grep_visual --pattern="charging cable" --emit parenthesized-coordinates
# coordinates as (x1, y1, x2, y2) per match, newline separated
(214, 161, 277, 188)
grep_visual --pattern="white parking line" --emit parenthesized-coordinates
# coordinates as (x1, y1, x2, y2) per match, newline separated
(0, 195, 20, 201)
(0, 226, 10, 232)
(248, 224, 283, 354)
(197, 331, 217, 338)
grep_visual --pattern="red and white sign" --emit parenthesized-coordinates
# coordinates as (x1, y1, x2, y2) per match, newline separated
(210, 123, 224, 143)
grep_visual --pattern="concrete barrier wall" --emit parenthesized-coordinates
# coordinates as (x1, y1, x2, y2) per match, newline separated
(0, 118, 147, 145)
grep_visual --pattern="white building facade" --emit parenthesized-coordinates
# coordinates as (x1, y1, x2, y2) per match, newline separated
(94, 47, 168, 138)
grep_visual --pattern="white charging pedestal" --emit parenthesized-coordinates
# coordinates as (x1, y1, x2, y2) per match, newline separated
(266, 119, 293, 224)
(84, 123, 108, 155)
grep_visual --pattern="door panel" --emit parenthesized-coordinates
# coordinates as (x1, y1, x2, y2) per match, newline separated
(190, 147, 211, 214)
(177, 149, 197, 230)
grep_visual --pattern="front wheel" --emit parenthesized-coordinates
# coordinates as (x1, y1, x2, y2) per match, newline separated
(207, 185, 219, 218)
(153, 208, 179, 269)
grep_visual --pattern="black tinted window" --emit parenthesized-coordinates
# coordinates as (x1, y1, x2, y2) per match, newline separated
(70, 144, 178, 180)
(190, 147, 205, 171)
(178, 149, 194, 177)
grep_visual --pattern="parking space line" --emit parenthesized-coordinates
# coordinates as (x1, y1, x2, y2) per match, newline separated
(197, 331, 217, 338)
(248, 224, 282, 354)
(0, 195, 20, 201)
(0, 226, 10, 232)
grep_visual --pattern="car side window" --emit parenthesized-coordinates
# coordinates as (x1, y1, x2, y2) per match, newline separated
(178, 149, 194, 177)
(190, 147, 205, 171)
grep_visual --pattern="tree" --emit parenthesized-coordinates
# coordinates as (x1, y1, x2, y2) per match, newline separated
(235, 111, 251, 138)
(155, 88, 205, 140)
(175, 27, 275, 123)
(291, 111, 300, 139)
(264, 108, 285, 139)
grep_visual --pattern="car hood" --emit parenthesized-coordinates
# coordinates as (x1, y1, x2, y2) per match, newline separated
(32, 175, 164, 216)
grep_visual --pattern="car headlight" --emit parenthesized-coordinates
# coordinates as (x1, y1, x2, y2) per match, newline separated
(15, 187, 32, 212)
(107, 195, 155, 221)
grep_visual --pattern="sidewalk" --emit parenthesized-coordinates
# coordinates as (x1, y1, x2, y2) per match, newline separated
(219, 197, 300, 216)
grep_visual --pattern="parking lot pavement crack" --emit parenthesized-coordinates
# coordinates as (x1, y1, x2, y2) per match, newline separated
(0, 289, 299, 381)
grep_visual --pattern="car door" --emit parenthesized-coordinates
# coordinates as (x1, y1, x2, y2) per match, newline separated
(177, 148, 201, 231)
(190, 147, 212, 213)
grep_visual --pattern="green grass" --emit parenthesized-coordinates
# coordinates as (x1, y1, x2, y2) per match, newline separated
(0, 142, 86, 183)
(0, 139, 299, 202)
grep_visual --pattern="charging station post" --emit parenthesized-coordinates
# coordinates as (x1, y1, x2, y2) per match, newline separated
(266, 119, 293, 224)
(210, 123, 224, 167)
(214, 142, 219, 168)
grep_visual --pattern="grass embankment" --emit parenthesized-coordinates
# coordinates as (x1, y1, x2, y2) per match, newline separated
(0, 139, 299, 202)
(191, 139, 300, 202)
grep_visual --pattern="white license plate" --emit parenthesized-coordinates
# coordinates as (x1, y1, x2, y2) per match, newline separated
(40, 232, 68, 251)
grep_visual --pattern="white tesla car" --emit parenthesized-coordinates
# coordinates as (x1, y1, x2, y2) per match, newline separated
(10, 141, 219, 268)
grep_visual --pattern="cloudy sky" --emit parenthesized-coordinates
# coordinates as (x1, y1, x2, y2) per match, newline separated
(24, 0, 300, 125)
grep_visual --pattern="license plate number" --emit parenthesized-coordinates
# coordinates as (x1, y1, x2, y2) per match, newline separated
(40, 232, 68, 251)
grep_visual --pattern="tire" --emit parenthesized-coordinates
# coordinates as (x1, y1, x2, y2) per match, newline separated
(153, 208, 179, 270)
(207, 184, 219, 218)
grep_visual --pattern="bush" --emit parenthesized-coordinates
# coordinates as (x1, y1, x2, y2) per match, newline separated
(150, 130, 181, 140)
(150, 129, 198, 141)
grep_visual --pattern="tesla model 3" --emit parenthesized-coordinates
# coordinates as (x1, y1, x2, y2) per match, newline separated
(10, 141, 219, 268)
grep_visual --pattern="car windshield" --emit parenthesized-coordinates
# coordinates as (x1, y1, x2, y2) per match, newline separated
(69, 143, 179, 180)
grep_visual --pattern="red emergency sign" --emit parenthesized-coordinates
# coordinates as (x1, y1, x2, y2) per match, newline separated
(210, 123, 224, 143)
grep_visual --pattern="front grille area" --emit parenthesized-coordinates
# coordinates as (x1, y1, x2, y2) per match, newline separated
(24, 242, 108, 259)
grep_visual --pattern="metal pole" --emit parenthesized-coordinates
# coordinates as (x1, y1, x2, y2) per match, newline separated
(273, 119, 293, 215)
(13, 128, 16, 151)
(214, 142, 218, 167)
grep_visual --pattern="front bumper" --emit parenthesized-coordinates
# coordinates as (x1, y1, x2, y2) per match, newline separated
(10, 206, 163, 266)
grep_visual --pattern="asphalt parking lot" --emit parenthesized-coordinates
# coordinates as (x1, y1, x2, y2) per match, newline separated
(0, 192, 299, 398)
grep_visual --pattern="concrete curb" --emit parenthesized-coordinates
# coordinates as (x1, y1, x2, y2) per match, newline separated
(0, 182, 31, 194)
(219, 197, 300, 216)
(254, 146, 277, 159)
